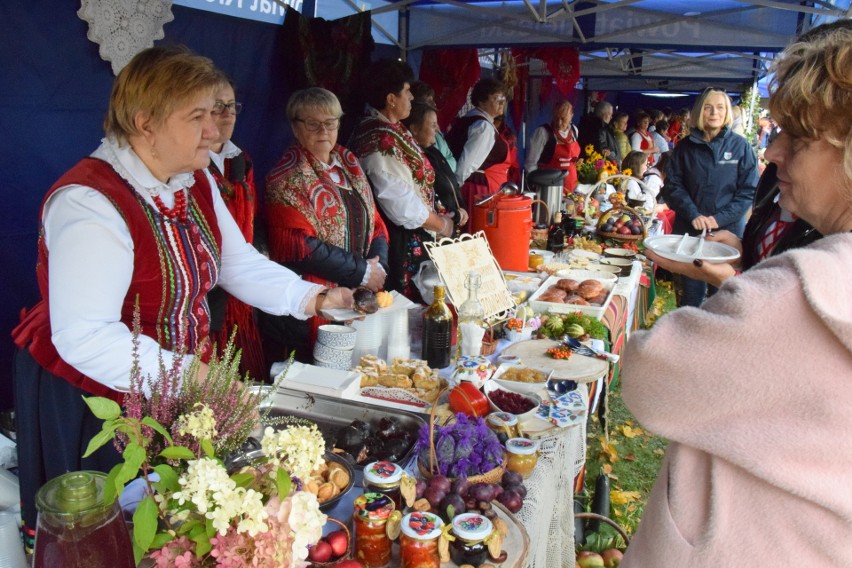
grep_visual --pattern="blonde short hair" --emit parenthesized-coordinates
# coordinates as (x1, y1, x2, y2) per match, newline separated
(690, 88, 733, 132)
(768, 20, 852, 187)
(104, 46, 224, 143)
(552, 101, 573, 120)
(286, 87, 343, 122)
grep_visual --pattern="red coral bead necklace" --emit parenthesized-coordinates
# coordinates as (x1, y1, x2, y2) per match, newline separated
(152, 190, 188, 223)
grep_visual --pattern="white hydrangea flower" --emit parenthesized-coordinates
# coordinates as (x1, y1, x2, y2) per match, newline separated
(287, 491, 326, 562)
(260, 425, 326, 480)
(175, 403, 218, 440)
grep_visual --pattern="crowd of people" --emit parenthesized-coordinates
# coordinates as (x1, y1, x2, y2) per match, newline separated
(11, 19, 851, 561)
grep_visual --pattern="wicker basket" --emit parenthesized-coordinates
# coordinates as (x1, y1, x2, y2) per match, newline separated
(574, 512, 631, 546)
(480, 322, 498, 356)
(596, 204, 648, 241)
(308, 517, 352, 567)
(419, 387, 506, 484)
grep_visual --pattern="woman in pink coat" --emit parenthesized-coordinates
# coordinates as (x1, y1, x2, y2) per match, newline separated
(621, 20, 852, 566)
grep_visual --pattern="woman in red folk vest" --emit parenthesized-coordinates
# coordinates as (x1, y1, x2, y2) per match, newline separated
(206, 77, 266, 380)
(631, 110, 661, 166)
(11, 46, 354, 538)
(445, 78, 513, 229)
(525, 101, 581, 194)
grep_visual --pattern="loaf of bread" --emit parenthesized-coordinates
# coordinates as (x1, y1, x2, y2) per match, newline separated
(577, 279, 605, 299)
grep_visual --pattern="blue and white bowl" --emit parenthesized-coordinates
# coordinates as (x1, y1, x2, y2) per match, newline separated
(313, 341, 353, 370)
(317, 324, 357, 350)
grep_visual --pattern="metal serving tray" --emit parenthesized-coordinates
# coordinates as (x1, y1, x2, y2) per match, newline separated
(254, 387, 426, 470)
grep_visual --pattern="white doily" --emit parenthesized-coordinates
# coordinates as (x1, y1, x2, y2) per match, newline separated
(78, 0, 175, 75)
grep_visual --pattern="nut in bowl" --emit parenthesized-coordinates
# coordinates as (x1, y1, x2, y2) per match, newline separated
(483, 380, 542, 421)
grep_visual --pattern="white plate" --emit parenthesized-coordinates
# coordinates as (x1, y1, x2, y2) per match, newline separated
(644, 234, 741, 264)
(569, 249, 601, 262)
(322, 290, 415, 322)
(604, 247, 636, 258)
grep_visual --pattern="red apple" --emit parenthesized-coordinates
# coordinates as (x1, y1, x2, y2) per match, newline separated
(326, 530, 349, 558)
(601, 548, 623, 567)
(577, 550, 605, 568)
(334, 561, 364, 568)
(308, 541, 333, 563)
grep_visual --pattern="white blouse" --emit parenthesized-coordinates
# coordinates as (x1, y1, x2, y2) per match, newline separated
(43, 138, 322, 392)
(454, 108, 496, 185)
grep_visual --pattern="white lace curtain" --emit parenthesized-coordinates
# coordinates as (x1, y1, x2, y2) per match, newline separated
(78, 0, 175, 75)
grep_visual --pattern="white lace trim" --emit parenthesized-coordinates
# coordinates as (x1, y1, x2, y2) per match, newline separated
(78, 0, 175, 75)
(93, 138, 195, 200)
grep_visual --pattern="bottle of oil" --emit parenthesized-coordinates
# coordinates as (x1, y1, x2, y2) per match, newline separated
(422, 285, 454, 368)
(547, 211, 566, 253)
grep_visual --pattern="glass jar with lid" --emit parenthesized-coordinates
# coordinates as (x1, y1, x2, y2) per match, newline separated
(504, 437, 540, 478)
(354, 493, 395, 568)
(363, 461, 404, 511)
(486, 412, 520, 444)
(449, 513, 494, 567)
(400, 511, 444, 568)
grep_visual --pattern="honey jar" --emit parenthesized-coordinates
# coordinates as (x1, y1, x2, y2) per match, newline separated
(504, 437, 540, 478)
(486, 412, 520, 444)
(528, 253, 544, 270)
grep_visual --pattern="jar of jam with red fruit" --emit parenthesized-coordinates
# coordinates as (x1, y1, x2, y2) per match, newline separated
(353, 493, 395, 568)
(400, 511, 444, 568)
(449, 513, 493, 567)
(363, 461, 404, 511)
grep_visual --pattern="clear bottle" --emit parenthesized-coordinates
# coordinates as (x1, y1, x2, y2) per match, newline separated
(547, 211, 566, 253)
(422, 285, 454, 369)
(457, 271, 486, 358)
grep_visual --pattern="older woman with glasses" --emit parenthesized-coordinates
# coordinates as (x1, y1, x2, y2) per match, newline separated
(261, 87, 389, 362)
(351, 59, 454, 301)
(11, 47, 354, 536)
(662, 87, 759, 307)
(445, 78, 513, 223)
(620, 20, 852, 566)
(206, 77, 265, 380)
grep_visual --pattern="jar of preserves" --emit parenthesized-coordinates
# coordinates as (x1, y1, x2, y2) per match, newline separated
(449, 513, 493, 567)
(354, 493, 395, 568)
(400, 511, 443, 568)
(363, 461, 404, 511)
(486, 412, 519, 444)
(505, 437, 540, 478)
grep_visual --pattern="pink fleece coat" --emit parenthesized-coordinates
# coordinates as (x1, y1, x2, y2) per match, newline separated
(621, 233, 852, 566)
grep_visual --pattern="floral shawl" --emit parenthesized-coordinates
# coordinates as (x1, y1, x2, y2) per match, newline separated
(350, 109, 436, 209)
(265, 144, 381, 259)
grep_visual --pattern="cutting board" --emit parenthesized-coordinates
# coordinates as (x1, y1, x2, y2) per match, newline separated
(500, 339, 609, 383)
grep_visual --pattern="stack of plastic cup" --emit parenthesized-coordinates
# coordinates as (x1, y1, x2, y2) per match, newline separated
(383, 308, 411, 362)
(351, 314, 383, 363)
(0, 510, 27, 568)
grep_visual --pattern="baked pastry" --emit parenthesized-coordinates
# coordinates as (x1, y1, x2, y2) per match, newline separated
(555, 278, 580, 291)
(564, 295, 590, 305)
(577, 279, 605, 299)
(356, 366, 379, 387)
(378, 373, 413, 389)
(359, 354, 387, 373)
(589, 291, 609, 306)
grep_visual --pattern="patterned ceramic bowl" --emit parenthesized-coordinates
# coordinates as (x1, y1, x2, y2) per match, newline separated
(317, 324, 357, 350)
(313, 341, 353, 370)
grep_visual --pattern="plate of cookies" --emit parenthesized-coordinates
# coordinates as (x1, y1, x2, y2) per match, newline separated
(353, 355, 448, 409)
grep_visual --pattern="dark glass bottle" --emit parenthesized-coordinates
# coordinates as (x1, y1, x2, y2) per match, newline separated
(422, 285, 454, 369)
(546, 211, 566, 253)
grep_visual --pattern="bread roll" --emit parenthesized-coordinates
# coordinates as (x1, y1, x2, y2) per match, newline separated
(577, 279, 605, 299)
(564, 295, 590, 305)
(555, 278, 580, 291)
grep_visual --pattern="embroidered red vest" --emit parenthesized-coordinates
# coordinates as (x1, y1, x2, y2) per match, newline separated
(12, 158, 223, 402)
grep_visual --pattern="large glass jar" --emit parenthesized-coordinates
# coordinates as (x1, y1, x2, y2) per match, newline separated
(505, 437, 540, 478)
(400, 512, 443, 568)
(363, 461, 404, 512)
(353, 493, 395, 568)
(449, 513, 493, 567)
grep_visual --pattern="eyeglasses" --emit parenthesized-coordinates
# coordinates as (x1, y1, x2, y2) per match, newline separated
(492, 95, 507, 103)
(212, 101, 243, 115)
(295, 117, 341, 132)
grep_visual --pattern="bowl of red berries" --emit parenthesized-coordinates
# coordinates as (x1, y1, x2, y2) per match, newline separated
(483, 381, 542, 421)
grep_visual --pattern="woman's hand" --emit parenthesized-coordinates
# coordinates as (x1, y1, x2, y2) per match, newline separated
(644, 249, 737, 288)
(457, 209, 469, 227)
(364, 257, 386, 292)
(310, 287, 354, 317)
(706, 229, 743, 253)
(691, 215, 719, 231)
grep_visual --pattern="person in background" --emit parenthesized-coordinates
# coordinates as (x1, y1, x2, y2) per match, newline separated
(261, 87, 388, 363)
(622, 150, 652, 210)
(651, 119, 671, 160)
(642, 150, 675, 234)
(410, 80, 457, 172)
(494, 114, 521, 185)
(630, 110, 660, 166)
(11, 46, 354, 539)
(525, 100, 581, 194)
(662, 87, 758, 306)
(351, 59, 454, 300)
(205, 77, 265, 380)
(578, 100, 619, 161)
(404, 102, 468, 235)
(445, 78, 512, 223)
(667, 108, 690, 146)
(730, 104, 746, 136)
(611, 111, 632, 165)
(620, 21, 852, 566)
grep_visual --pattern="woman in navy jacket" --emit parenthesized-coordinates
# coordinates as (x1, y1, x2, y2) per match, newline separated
(662, 88, 758, 307)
